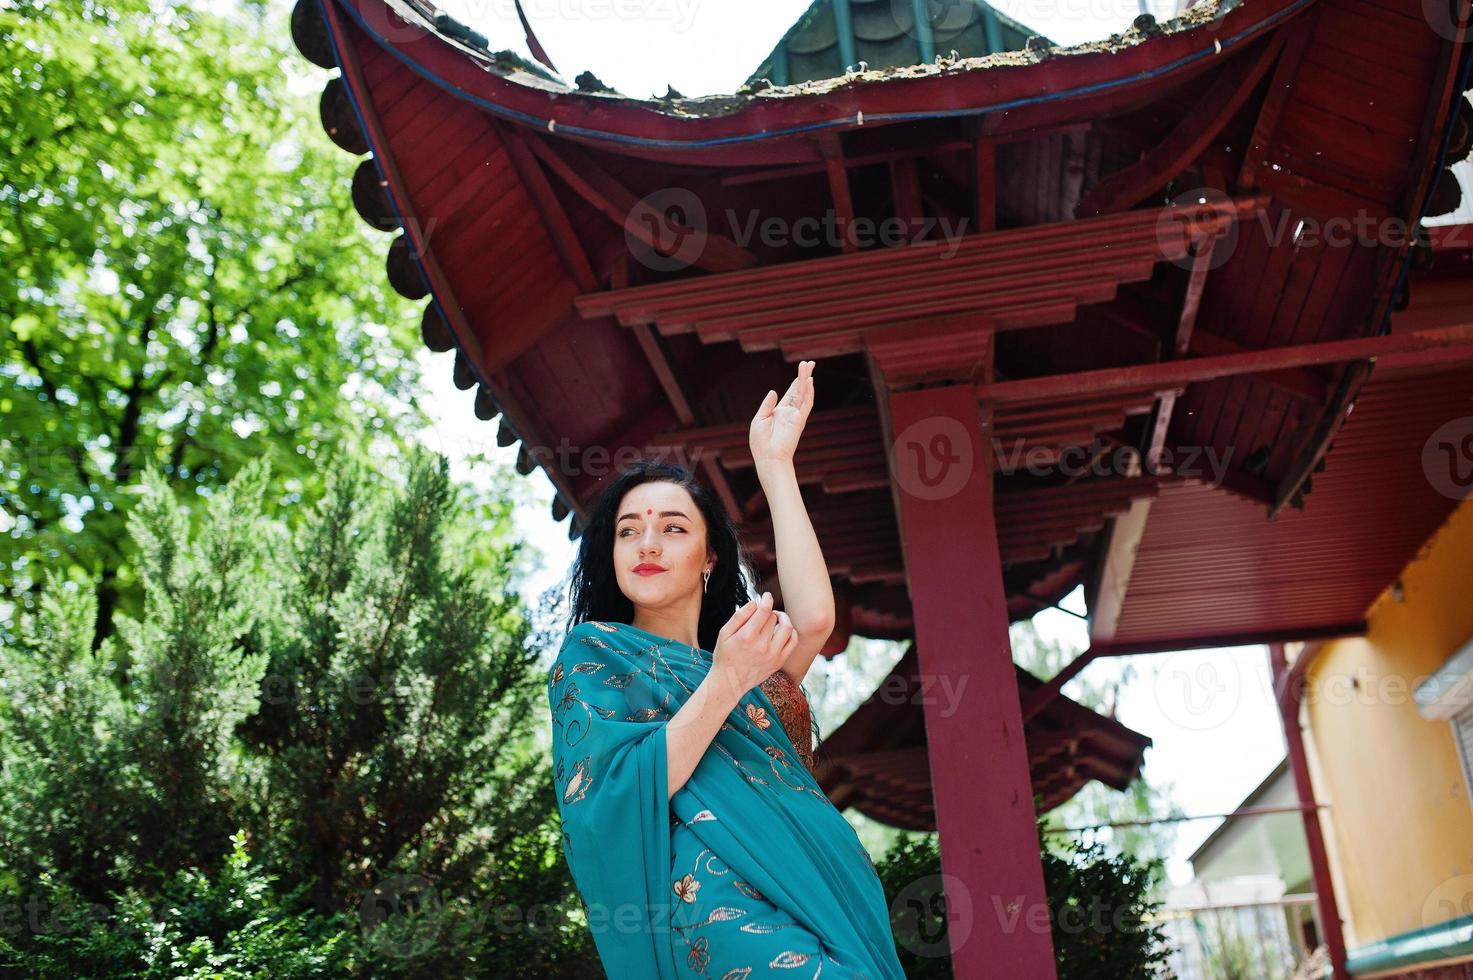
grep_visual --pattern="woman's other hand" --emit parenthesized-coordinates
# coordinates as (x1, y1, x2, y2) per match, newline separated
(749, 359, 815, 470)
(709, 592, 796, 702)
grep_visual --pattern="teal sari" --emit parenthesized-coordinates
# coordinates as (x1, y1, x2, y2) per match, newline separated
(547, 620, 905, 979)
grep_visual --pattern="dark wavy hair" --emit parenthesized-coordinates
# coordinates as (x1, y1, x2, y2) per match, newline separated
(563, 458, 827, 765)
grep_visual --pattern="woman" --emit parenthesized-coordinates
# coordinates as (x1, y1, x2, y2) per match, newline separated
(547, 361, 905, 979)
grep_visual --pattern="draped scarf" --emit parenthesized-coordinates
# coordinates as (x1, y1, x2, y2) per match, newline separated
(547, 619, 905, 978)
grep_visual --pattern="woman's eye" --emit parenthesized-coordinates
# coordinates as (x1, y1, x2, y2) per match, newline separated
(618, 525, 684, 536)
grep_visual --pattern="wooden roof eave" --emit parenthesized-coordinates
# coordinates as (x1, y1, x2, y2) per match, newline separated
(326, 0, 1318, 165)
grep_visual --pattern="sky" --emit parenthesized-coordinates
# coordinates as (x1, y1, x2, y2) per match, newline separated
(388, 0, 1282, 891)
(440, 0, 1183, 98)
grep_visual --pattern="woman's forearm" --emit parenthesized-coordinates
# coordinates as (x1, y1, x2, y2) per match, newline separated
(755, 460, 835, 633)
(665, 669, 744, 801)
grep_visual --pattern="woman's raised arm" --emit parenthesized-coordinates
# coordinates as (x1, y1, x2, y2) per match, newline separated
(748, 361, 836, 684)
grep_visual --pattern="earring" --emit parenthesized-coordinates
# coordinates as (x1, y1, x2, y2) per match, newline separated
(702, 569, 710, 593)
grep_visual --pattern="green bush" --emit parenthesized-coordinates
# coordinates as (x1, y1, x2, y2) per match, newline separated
(876, 816, 1172, 979)
(0, 450, 593, 976)
(0, 832, 356, 979)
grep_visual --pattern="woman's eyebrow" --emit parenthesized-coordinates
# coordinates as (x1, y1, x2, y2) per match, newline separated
(616, 510, 690, 522)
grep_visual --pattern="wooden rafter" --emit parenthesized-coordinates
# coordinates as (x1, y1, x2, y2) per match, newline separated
(974, 323, 1473, 404)
(1147, 232, 1218, 471)
(1237, 7, 1321, 191)
(520, 131, 758, 274)
(1075, 30, 1286, 217)
(819, 133, 858, 254)
(496, 122, 597, 291)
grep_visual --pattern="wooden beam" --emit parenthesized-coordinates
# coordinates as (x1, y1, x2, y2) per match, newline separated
(1188, 329, 1327, 401)
(1147, 233, 1217, 471)
(974, 324, 1473, 404)
(1020, 648, 1101, 724)
(879, 381, 1059, 976)
(1268, 0, 1472, 519)
(889, 156, 923, 227)
(1091, 622, 1366, 657)
(1088, 492, 1152, 646)
(819, 133, 858, 254)
(521, 131, 758, 273)
(605, 252, 743, 521)
(974, 136, 996, 232)
(496, 122, 597, 291)
(1075, 32, 1285, 217)
(1237, 9, 1320, 191)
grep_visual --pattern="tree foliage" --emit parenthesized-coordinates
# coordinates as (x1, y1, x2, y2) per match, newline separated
(0, 0, 426, 645)
(0, 450, 594, 977)
(1011, 618, 1186, 873)
(875, 818, 1172, 979)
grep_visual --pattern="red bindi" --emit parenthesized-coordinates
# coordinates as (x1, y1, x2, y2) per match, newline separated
(646, 508, 652, 514)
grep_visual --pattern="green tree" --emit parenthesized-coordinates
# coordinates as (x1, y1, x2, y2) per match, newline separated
(0, 451, 592, 976)
(0, 0, 426, 646)
(1011, 618, 1186, 876)
(876, 817, 1172, 979)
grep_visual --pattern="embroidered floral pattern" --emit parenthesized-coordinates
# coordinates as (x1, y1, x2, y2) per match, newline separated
(549, 621, 892, 979)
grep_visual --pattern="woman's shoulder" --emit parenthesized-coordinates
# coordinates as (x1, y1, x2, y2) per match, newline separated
(563, 620, 626, 645)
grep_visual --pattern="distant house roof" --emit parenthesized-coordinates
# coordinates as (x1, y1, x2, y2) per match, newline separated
(1188, 757, 1291, 866)
(747, 0, 1048, 87)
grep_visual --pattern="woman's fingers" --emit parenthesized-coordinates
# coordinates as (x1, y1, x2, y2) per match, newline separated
(767, 610, 795, 659)
(722, 596, 759, 638)
(737, 592, 773, 638)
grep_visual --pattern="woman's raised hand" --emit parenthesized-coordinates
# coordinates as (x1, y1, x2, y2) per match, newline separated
(709, 592, 797, 702)
(749, 360, 815, 470)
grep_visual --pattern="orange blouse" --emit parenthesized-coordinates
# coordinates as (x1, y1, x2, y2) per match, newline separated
(757, 669, 815, 772)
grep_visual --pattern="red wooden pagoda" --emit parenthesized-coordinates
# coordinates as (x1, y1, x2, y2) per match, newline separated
(291, 0, 1473, 974)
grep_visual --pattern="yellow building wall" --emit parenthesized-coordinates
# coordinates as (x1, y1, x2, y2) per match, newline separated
(1303, 494, 1473, 947)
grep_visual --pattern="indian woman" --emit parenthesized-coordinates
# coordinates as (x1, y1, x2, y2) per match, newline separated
(546, 360, 905, 978)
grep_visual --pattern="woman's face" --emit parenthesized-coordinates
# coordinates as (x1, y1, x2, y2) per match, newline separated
(612, 481, 712, 611)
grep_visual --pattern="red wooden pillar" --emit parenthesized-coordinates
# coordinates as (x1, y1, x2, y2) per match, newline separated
(1269, 642, 1349, 979)
(869, 326, 1058, 978)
